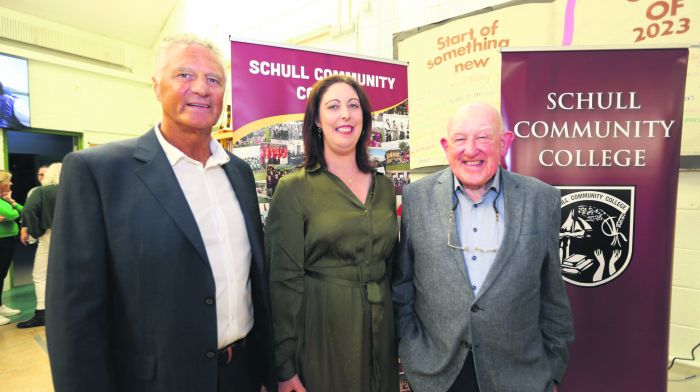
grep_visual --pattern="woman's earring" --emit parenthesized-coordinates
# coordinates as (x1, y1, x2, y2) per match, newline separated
(316, 126, 322, 139)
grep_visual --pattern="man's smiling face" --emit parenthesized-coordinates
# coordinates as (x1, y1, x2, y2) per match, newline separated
(153, 43, 225, 134)
(441, 103, 514, 198)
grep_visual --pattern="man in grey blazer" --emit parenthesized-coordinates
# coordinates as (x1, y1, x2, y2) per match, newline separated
(46, 34, 275, 392)
(393, 103, 573, 392)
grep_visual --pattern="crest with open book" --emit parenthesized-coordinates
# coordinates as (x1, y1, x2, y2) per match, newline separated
(558, 186, 635, 287)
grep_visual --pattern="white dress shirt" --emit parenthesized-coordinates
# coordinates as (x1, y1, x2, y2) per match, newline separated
(155, 124, 253, 349)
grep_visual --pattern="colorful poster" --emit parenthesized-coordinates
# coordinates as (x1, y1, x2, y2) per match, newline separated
(229, 39, 409, 201)
(502, 48, 688, 392)
(394, 0, 566, 168)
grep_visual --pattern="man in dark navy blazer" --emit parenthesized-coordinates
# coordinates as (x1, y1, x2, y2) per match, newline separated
(46, 33, 276, 392)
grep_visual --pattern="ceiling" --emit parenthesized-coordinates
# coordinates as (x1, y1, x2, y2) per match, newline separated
(0, 0, 178, 48)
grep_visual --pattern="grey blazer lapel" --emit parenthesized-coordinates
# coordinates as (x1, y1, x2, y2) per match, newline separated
(435, 170, 472, 285)
(475, 170, 525, 301)
(132, 129, 209, 264)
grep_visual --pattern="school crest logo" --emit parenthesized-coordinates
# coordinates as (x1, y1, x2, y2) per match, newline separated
(558, 186, 635, 287)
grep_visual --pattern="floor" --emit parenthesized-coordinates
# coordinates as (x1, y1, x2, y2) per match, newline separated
(1, 284, 54, 392)
(0, 284, 698, 392)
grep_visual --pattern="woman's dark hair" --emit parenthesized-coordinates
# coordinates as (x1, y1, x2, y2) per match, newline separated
(302, 75, 373, 172)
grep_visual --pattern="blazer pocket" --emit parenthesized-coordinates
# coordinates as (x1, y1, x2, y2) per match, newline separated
(116, 352, 157, 381)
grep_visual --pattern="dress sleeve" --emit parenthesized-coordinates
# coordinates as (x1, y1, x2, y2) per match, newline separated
(265, 177, 306, 380)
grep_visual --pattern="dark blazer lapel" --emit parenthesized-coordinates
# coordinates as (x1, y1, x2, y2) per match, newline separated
(132, 129, 209, 264)
(436, 170, 472, 285)
(475, 169, 525, 301)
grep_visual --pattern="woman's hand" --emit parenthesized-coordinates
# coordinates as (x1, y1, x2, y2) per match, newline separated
(1, 190, 13, 204)
(278, 374, 306, 392)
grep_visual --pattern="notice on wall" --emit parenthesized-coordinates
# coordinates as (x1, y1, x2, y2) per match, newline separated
(571, 0, 700, 154)
(395, 0, 700, 167)
(394, 0, 564, 168)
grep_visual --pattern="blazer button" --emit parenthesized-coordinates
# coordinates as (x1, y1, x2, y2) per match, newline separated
(460, 340, 471, 349)
(205, 297, 215, 305)
(206, 351, 216, 359)
(470, 304, 481, 313)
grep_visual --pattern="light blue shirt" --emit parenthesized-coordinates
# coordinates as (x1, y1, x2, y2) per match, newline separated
(453, 168, 505, 295)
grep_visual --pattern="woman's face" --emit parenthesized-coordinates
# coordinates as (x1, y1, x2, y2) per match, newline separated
(317, 82, 364, 158)
(0, 179, 11, 194)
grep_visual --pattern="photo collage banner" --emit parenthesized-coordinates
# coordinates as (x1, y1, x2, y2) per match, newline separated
(227, 39, 410, 225)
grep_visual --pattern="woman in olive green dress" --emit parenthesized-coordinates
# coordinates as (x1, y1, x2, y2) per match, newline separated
(266, 75, 399, 392)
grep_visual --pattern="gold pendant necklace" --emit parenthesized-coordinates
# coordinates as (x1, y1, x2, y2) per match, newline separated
(344, 171, 360, 184)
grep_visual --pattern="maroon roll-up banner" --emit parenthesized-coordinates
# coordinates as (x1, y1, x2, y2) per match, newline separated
(501, 48, 688, 391)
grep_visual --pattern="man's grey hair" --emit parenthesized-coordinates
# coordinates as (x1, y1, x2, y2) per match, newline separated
(153, 33, 225, 82)
(41, 162, 62, 186)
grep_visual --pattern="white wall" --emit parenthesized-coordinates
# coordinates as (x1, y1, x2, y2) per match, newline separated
(671, 171, 700, 370)
(0, 6, 160, 146)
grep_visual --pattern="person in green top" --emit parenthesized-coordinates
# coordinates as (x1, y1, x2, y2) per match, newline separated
(266, 75, 399, 392)
(0, 169, 24, 325)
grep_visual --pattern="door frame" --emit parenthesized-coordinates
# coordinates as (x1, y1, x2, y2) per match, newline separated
(2, 128, 83, 289)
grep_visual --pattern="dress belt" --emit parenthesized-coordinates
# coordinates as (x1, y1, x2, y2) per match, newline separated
(305, 268, 385, 391)
(305, 269, 384, 304)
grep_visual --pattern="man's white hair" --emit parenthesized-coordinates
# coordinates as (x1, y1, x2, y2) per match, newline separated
(41, 162, 62, 186)
(152, 33, 225, 82)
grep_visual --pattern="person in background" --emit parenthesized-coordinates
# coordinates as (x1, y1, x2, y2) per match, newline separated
(17, 162, 61, 328)
(20, 164, 49, 246)
(266, 75, 399, 392)
(0, 170, 23, 325)
(0, 80, 29, 129)
(392, 103, 574, 392)
(46, 33, 276, 391)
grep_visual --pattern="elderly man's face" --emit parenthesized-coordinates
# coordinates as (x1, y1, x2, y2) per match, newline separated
(153, 43, 225, 134)
(441, 105, 513, 197)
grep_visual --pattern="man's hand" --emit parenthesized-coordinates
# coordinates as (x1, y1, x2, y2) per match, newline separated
(278, 374, 306, 392)
(20, 227, 29, 245)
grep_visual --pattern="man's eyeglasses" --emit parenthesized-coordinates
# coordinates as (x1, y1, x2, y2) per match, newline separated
(447, 188, 501, 253)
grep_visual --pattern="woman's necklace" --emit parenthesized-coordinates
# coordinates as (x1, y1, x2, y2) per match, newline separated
(331, 168, 360, 184)
(343, 170, 360, 184)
